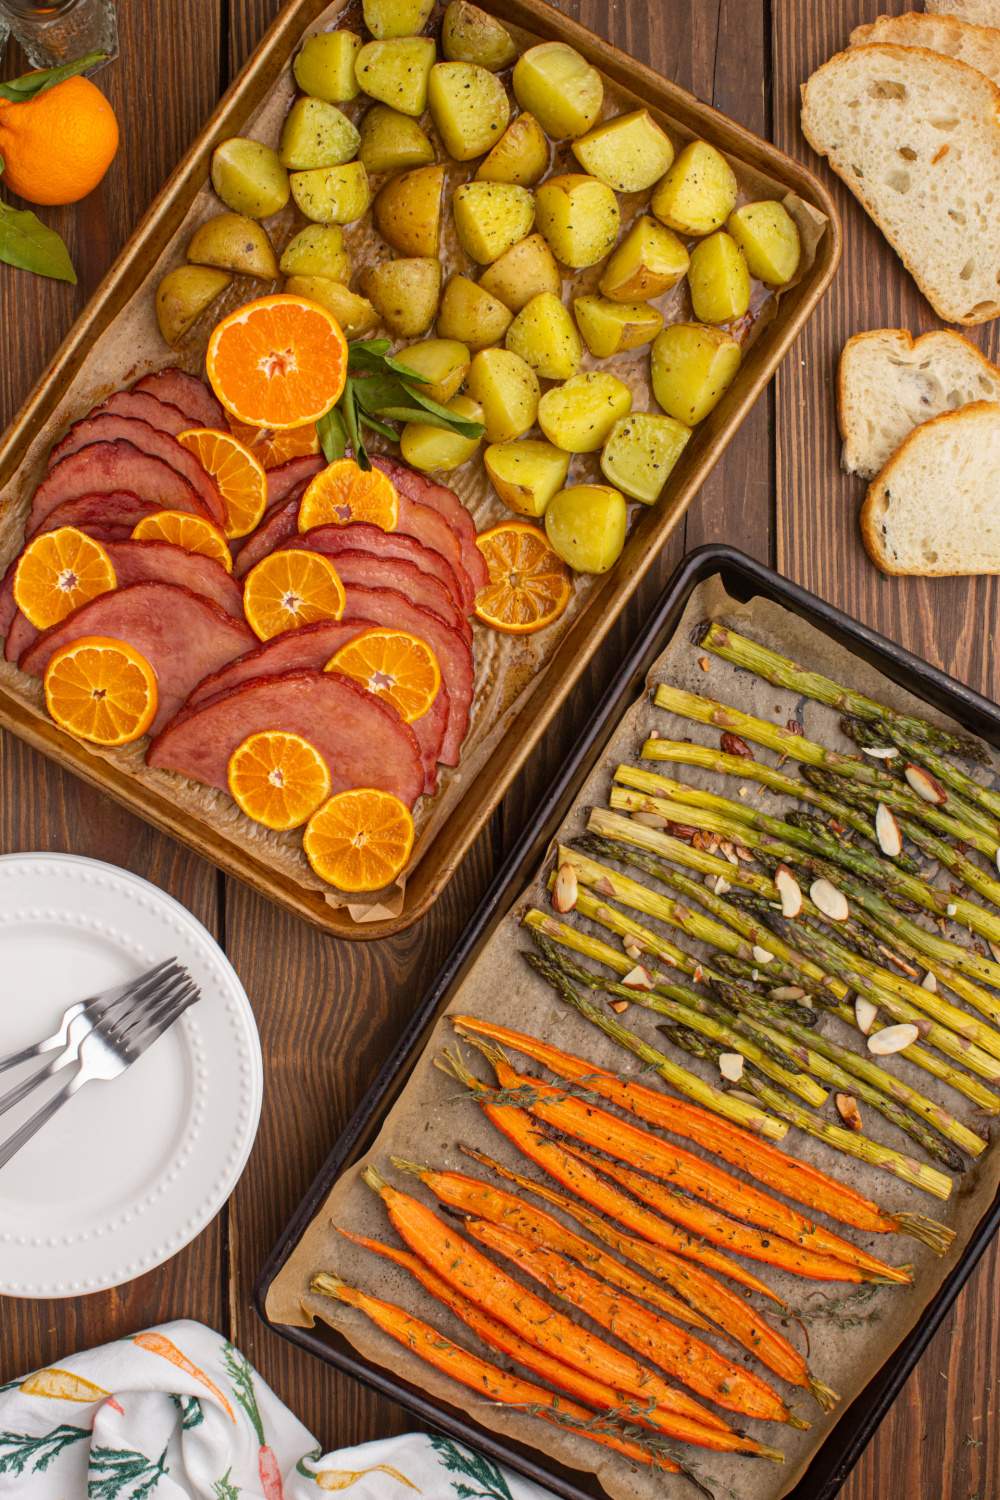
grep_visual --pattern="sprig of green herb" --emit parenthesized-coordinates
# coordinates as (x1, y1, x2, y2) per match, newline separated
(0, 52, 106, 104)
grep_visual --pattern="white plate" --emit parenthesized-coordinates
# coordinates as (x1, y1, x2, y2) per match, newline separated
(0, 852, 262, 1297)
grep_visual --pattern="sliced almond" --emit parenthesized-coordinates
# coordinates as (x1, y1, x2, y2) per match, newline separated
(862, 745, 898, 760)
(623, 964, 655, 991)
(810, 877, 849, 922)
(692, 964, 705, 983)
(875, 803, 903, 858)
(835, 1093, 863, 1132)
(775, 864, 803, 917)
(609, 999, 629, 1014)
(633, 810, 670, 831)
(904, 764, 947, 805)
(995, 849, 1000, 878)
(867, 1022, 919, 1056)
(623, 937, 644, 961)
(989, 941, 1000, 964)
(921, 971, 938, 993)
(718, 1052, 745, 1082)
(719, 840, 739, 866)
(552, 862, 578, 913)
(752, 945, 775, 965)
(855, 996, 878, 1034)
(770, 985, 805, 1001)
(946, 903, 957, 917)
(711, 874, 732, 896)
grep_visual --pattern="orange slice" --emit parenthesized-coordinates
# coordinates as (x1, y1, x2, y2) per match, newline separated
(206, 294, 348, 431)
(44, 635, 158, 746)
(243, 549, 346, 641)
(325, 628, 440, 722)
(303, 788, 415, 892)
(175, 427, 267, 538)
(131, 510, 233, 573)
(473, 521, 572, 634)
(298, 459, 399, 534)
(227, 730, 331, 830)
(229, 419, 320, 469)
(13, 527, 117, 630)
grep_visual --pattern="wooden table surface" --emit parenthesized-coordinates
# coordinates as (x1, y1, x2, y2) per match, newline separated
(1, 2, 997, 1495)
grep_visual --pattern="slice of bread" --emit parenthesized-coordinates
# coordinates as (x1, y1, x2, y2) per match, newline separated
(861, 400, 1000, 574)
(800, 44, 1000, 324)
(927, 0, 1000, 26)
(839, 328, 1000, 477)
(851, 11, 1000, 87)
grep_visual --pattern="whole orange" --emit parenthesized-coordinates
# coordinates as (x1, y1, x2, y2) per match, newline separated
(0, 75, 119, 206)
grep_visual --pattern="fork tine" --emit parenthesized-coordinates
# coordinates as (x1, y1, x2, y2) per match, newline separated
(90, 967, 190, 1033)
(124, 989, 199, 1058)
(110, 976, 200, 1047)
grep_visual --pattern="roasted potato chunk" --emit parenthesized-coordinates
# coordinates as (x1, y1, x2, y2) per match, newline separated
(361, 256, 441, 336)
(211, 138, 290, 219)
(598, 215, 687, 302)
(466, 348, 540, 442)
(651, 322, 741, 425)
(428, 62, 510, 162)
(477, 112, 549, 186)
(478, 232, 560, 312)
(688, 230, 750, 324)
(505, 291, 581, 379)
(452, 181, 535, 263)
(358, 105, 435, 174)
(283, 275, 379, 337)
(538, 370, 632, 453)
(535, 173, 619, 269)
(374, 164, 444, 256)
(279, 97, 360, 170)
(573, 294, 663, 358)
(513, 41, 603, 140)
(156, 265, 231, 346)
(600, 411, 690, 503)
(727, 200, 801, 286)
(294, 31, 361, 102)
(572, 109, 674, 193)
(442, 1, 517, 70)
(355, 37, 436, 115)
(290, 162, 371, 223)
(651, 140, 737, 236)
(399, 337, 470, 403)
(400, 394, 484, 471)
(187, 213, 279, 278)
(545, 483, 626, 573)
(436, 274, 512, 348)
(279, 225, 349, 280)
(362, 0, 434, 39)
(484, 439, 570, 517)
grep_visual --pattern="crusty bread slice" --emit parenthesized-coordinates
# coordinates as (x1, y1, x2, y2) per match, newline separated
(861, 400, 1000, 574)
(839, 328, 1000, 477)
(927, 0, 1000, 26)
(800, 44, 1000, 324)
(850, 11, 1000, 86)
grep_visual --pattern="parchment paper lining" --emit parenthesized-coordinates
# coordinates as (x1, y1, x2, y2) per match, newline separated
(0, 1, 826, 920)
(266, 574, 1000, 1500)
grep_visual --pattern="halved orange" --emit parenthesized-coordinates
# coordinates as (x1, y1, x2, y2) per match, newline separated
(175, 427, 268, 538)
(229, 419, 320, 469)
(227, 730, 331, 830)
(206, 294, 348, 431)
(303, 788, 415, 892)
(473, 521, 572, 634)
(13, 527, 117, 630)
(242, 549, 346, 641)
(298, 459, 398, 534)
(44, 635, 158, 747)
(131, 510, 233, 573)
(325, 628, 440, 722)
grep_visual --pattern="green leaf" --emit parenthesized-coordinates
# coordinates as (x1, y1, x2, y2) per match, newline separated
(339, 379, 368, 469)
(347, 338, 391, 371)
(351, 371, 408, 415)
(376, 405, 463, 431)
(0, 52, 106, 103)
(0, 204, 77, 282)
(359, 412, 399, 441)
(399, 383, 484, 436)
(316, 406, 347, 463)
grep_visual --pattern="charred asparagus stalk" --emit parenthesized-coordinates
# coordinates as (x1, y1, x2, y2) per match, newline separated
(799, 765, 999, 862)
(843, 716, 1000, 829)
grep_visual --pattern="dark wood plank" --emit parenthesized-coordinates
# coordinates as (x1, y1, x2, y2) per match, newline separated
(772, 3, 1000, 1496)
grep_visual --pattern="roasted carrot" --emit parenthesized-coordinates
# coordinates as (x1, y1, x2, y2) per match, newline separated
(363, 1168, 782, 1460)
(466, 1037, 910, 1285)
(465, 1215, 807, 1428)
(311, 1273, 686, 1476)
(462, 1145, 837, 1409)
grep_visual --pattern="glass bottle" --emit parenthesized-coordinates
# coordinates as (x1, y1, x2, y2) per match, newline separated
(0, 0, 117, 72)
(0, 14, 8, 65)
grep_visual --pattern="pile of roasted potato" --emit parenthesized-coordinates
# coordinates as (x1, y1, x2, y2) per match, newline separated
(155, 0, 803, 579)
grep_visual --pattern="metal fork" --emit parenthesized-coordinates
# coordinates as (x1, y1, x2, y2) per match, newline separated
(0, 966, 201, 1172)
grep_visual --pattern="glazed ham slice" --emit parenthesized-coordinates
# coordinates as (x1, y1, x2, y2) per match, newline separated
(28, 444, 212, 535)
(281, 543, 470, 641)
(48, 415, 225, 527)
(148, 669, 425, 809)
(266, 454, 325, 511)
(292, 522, 465, 609)
(19, 582, 254, 735)
(233, 499, 299, 578)
(132, 368, 226, 429)
(374, 456, 487, 593)
(95, 390, 191, 436)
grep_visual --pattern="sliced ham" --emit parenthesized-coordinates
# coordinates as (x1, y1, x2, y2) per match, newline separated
(281, 543, 470, 641)
(19, 582, 254, 735)
(148, 669, 425, 810)
(185, 618, 448, 792)
(95, 390, 192, 436)
(28, 444, 212, 535)
(48, 415, 225, 528)
(374, 456, 487, 593)
(266, 454, 325, 511)
(133, 368, 226, 429)
(292, 521, 465, 610)
(234, 499, 299, 578)
(33, 491, 163, 538)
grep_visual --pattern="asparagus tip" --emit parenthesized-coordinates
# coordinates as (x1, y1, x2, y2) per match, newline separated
(892, 1212, 957, 1256)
